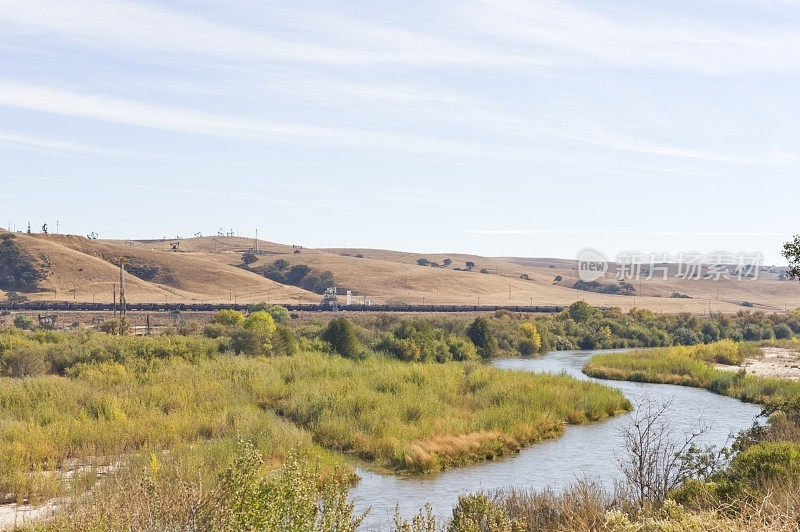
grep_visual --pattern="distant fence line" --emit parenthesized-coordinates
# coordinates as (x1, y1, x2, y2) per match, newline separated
(0, 301, 565, 314)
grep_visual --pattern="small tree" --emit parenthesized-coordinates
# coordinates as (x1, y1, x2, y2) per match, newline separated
(416, 258, 430, 267)
(775, 323, 794, 340)
(618, 398, 712, 508)
(210, 309, 245, 327)
(267, 305, 291, 324)
(271, 325, 298, 356)
(235, 311, 276, 355)
(465, 261, 475, 270)
(286, 264, 311, 284)
(13, 314, 34, 330)
(518, 322, 542, 355)
(99, 316, 129, 335)
(0, 234, 42, 291)
(442, 258, 452, 267)
(568, 300, 593, 322)
(467, 317, 498, 358)
(247, 303, 291, 324)
(242, 251, 258, 265)
(209, 441, 366, 531)
(6, 291, 28, 307)
(322, 317, 361, 358)
(271, 259, 289, 271)
(6, 347, 45, 377)
(782, 234, 800, 279)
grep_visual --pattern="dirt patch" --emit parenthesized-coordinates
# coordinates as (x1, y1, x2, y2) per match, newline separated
(0, 460, 119, 530)
(0, 500, 61, 530)
(717, 347, 800, 380)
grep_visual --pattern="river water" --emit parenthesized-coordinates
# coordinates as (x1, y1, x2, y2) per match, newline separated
(349, 349, 763, 530)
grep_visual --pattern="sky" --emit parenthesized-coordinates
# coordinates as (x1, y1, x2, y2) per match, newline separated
(0, 0, 798, 264)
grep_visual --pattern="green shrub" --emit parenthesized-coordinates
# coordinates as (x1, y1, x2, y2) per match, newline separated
(231, 311, 276, 355)
(382, 336, 422, 362)
(272, 325, 298, 356)
(518, 323, 542, 355)
(203, 322, 227, 339)
(0, 234, 42, 291)
(322, 318, 361, 358)
(287, 264, 311, 284)
(743, 325, 762, 341)
(701, 323, 721, 343)
(210, 441, 364, 531)
(13, 314, 34, 330)
(673, 326, 700, 346)
(568, 301, 593, 322)
(467, 317, 498, 359)
(775, 323, 793, 340)
(448, 336, 478, 361)
(210, 309, 245, 326)
(3, 346, 46, 377)
(449, 493, 512, 532)
(732, 441, 800, 483)
(99, 317, 129, 335)
(267, 305, 291, 324)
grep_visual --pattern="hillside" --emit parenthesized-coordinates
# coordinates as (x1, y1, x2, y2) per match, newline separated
(2, 230, 799, 313)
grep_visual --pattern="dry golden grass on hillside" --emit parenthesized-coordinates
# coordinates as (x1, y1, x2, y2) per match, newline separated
(2, 230, 799, 313)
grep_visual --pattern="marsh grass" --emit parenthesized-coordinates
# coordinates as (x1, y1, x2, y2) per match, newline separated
(258, 353, 631, 473)
(1, 345, 630, 503)
(0, 355, 341, 504)
(583, 340, 800, 404)
(35, 440, 362, 532)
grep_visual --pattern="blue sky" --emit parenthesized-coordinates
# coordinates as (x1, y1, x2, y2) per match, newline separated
(1, 0, 798, 264)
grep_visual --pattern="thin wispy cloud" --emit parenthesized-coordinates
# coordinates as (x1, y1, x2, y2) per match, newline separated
(462, 0, 800, 74)
(0, 79, 547, 160)
(0, 130, 134, 157)
(0, 0, 537, 68)
(4, 0, 798, 74)
(1, 0, 797, 262)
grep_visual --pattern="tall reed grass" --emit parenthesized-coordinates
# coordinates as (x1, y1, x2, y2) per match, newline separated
(583, 340, 800, 405)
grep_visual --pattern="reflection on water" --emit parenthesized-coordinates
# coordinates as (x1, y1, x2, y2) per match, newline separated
(349, 350, 763, 531)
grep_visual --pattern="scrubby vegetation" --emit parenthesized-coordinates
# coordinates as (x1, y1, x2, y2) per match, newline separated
(584, 340, 800, 404)
(0, 314, 629, 522)
(260, 353, 629, 473)
(0, 233, 41, 291)
(573, 279, 636, 295)
(3, 303, 800, 529)
(395, 394, 800, 531)
(296, 303, 800, 362)
(262, 259, 336, 294)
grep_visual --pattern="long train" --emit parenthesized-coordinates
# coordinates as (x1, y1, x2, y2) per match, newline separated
(1, 301, 565, 313)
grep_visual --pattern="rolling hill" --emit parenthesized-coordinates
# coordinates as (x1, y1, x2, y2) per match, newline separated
(2, 229, 799, 314)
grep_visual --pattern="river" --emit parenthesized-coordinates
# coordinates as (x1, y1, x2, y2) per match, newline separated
(349, 349, 763, 530)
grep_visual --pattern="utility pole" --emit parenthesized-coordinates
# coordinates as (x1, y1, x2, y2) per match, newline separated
(255, 229, 259, 254)
(119, 257, 127, 317)
(113, 283, 117, 317)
